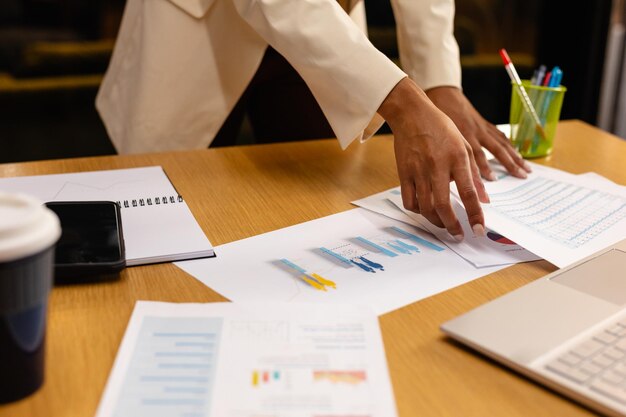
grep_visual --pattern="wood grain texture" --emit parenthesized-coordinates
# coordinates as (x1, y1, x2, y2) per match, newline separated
(0, 120, 623, 417)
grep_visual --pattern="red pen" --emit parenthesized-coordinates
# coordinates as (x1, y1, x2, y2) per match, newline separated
(499, 48, 547, 142)
(542, 71, 552, 86)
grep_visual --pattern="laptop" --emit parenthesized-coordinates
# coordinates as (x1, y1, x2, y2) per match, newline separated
(441, 238, 626, 417)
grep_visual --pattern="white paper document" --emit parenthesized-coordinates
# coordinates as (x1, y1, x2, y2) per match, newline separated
(386, 193, 541, 267)
(0, 166, 214, 265)
(176, 208, 503, 315)
(351, 187, 417, 226)
(95, 301, 397, 417)
(352, 187, 540, 268)
(455, 162, 626, 268)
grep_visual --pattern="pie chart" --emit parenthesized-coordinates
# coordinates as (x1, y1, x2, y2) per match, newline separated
(487, 231, 516, 245)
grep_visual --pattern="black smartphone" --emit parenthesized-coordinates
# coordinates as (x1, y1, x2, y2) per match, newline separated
(45, 201, 126, 283)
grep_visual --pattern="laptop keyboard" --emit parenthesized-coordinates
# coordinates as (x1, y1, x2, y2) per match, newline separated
(545, 319, 626, 405)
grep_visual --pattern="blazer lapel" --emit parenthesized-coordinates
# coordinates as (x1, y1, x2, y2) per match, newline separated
(167, 0, 215, 18)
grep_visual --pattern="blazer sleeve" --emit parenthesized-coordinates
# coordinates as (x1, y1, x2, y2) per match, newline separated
(390, 0, 462, 91)
(231, 0, 407, 149)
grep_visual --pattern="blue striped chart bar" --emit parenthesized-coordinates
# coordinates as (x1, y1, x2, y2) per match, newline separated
(320, 247, 353, 266)
(391, 226, 445, 251)
(355, 237, 398, 257)
(154, 352, 212, 357)
(153, 332, 215, 338)
(394, 240, 420, 253)
(387, 241, 410, 254)
(387, 239, 420, 254)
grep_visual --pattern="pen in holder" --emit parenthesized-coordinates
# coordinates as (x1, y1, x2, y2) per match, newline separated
(509, 80, 567, 158)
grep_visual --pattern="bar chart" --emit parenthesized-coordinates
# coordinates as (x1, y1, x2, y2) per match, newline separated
(277, 226, 446, 291)
(176, 208, 504, 314)
(112, 317, 222, 417)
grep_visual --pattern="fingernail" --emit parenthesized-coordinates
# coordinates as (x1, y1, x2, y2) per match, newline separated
(487, 172, 497, 181)
(523, 161, 532, 172)
(472, 224, 485, 237)
(453, 234, 464, 242)
(516, 168, 528, 179)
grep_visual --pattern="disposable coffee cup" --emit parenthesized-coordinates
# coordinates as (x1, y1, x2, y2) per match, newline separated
(0, 192, 60, 403)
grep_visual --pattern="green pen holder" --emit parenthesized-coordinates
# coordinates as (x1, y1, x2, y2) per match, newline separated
(509, 80, 567, 158)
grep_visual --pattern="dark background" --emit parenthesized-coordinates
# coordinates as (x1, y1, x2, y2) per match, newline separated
(0, 0, 612, 163)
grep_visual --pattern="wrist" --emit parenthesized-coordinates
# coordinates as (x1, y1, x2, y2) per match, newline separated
(378, 77, 431, 128)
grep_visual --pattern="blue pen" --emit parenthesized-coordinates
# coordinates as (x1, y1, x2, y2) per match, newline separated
(548, 66, 563, 88)
(532, 66, 563, 152)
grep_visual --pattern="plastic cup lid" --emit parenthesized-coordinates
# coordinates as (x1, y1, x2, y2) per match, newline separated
(0, 192, 61, 263)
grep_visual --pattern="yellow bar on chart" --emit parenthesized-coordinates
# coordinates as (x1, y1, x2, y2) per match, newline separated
(311, 273, 336, 289)
(301, 275, 327, 291)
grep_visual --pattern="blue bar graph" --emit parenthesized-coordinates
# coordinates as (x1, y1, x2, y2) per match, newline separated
(355, 236, 399, 257)
(358, 256, 384, 271)
(351, 259, 376, 272)
(390, 227, 445, 251)
(320, 247, 353, 266)
(394, 240, 420, 253)
(387, 242, 410, 254)
(113, 317, 223, 417)
(280, 258, 307, 274)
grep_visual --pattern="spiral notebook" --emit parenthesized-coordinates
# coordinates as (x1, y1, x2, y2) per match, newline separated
(0, 166, 214, 266)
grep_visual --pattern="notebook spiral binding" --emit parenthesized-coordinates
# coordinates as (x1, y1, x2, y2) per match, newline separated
(116, 195, 184, 209)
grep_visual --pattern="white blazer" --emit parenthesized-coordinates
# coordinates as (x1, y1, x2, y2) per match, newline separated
(96, 0, 461, 154)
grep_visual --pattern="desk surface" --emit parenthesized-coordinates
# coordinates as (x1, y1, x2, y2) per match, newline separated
(1, 120, 624, 417)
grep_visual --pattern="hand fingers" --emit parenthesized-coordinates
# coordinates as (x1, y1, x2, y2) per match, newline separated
(414, 175, 445, 228)
(488, 123, 514, 145)
(489, 140, 530, 179)
(487, 125, 532, 175)
(430, 171, 464, 240)
(451, 157, 485, 237)
(466, 147, 489, 204)
(472, 146, 496, 182)
(399, 180, 419, 213)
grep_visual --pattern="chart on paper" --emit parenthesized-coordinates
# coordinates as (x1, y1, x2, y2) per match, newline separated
(213, 306, 390, 417)
(385, 192, 541, 267)
(111, 317, 223, 417)
(96, 302, 398, 417)
(488, 177, 626, 248)
(278, 225, 445, 291)
(469, 162, 626, 267)
(176, 209, 504, 314)
(351, 186, 540, 268)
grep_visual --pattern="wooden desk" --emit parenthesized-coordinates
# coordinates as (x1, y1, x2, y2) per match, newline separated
(0, 120, 624, 417)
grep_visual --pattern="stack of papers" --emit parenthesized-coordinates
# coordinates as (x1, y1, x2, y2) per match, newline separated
(457, 162, 626, 268)
(352, 188, 541, 268)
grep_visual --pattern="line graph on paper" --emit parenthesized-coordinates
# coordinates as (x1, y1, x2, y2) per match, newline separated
(488, 177, 626, 248)
(0, 166, 178, 204)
